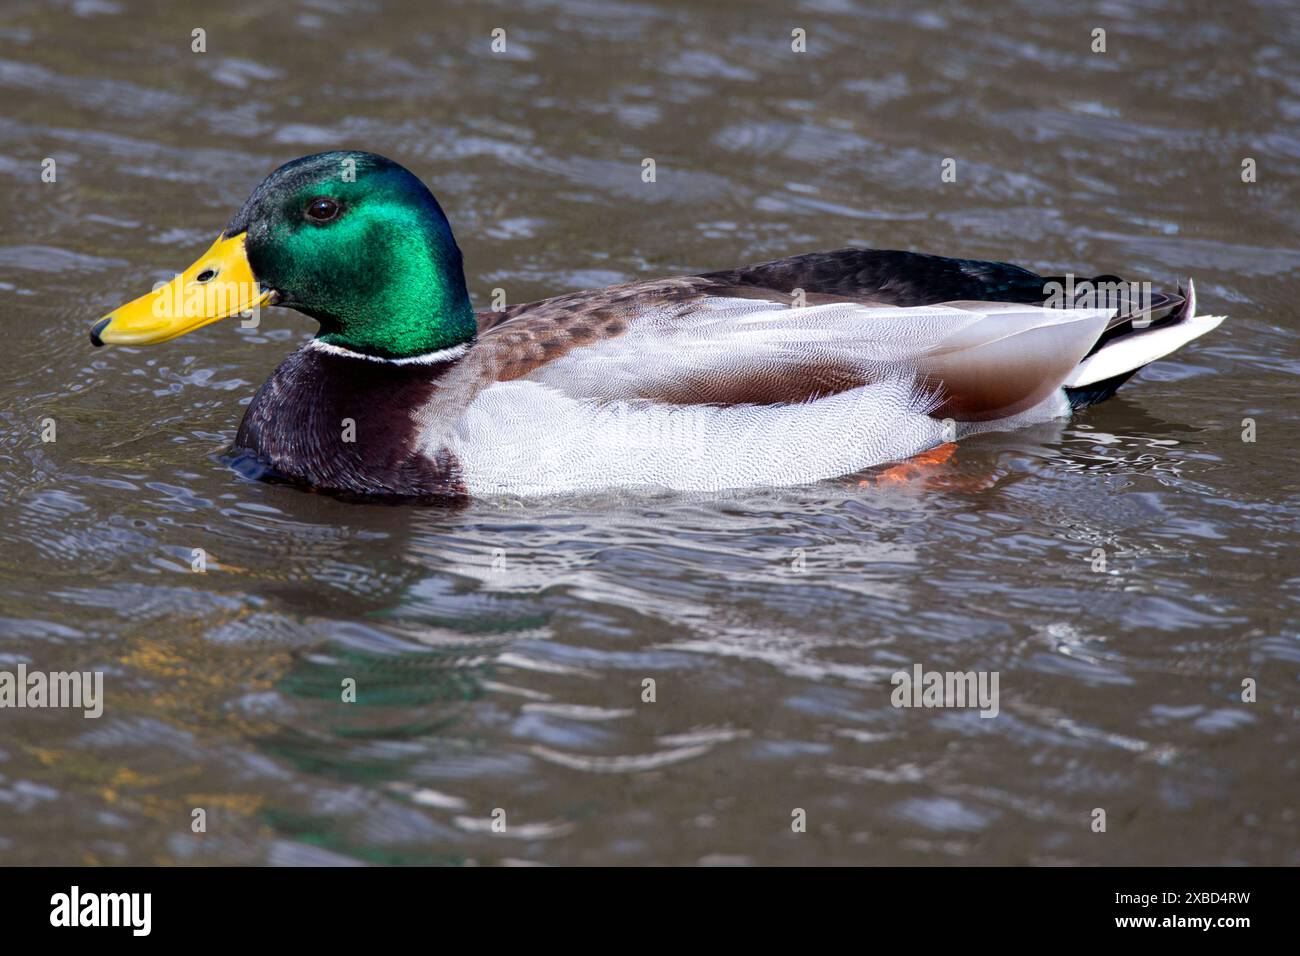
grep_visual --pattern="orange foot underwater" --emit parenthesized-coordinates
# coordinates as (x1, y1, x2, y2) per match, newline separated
(871, 442, 958, 485)
(858, 443, 998, 492)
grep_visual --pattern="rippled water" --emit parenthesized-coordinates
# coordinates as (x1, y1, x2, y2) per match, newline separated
(1, 0, 1298, 865)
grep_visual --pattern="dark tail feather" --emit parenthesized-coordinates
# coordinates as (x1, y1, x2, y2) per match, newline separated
(1064, 368, 1139, 409)
(1064, 278, 1225, 409)
(1064, 281, 1185, 409)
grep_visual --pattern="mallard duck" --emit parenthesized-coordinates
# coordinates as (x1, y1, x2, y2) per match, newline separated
(90, 151, 1225, 499)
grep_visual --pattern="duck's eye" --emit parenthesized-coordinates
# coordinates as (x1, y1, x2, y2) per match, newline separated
(305, 198, 341, 223)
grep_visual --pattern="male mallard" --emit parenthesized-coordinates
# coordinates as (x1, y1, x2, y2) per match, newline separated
(90, 151, 1225, 499)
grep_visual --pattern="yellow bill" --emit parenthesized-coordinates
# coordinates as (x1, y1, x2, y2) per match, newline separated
(90, 232, 274, 346)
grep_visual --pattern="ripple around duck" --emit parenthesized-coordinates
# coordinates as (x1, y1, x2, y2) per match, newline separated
(0, 0, 1298, 866)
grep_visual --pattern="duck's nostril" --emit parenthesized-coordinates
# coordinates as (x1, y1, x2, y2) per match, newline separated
(196, 269, 217, 283)
(89, 316, 111, 347)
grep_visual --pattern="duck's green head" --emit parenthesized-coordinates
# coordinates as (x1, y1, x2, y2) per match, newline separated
(91, 151, 476, 359)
